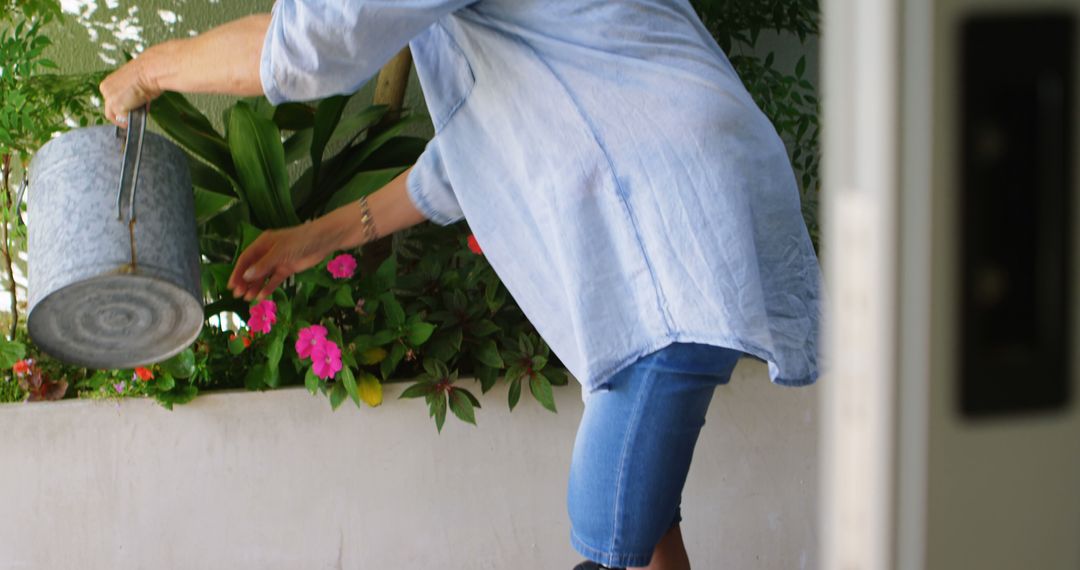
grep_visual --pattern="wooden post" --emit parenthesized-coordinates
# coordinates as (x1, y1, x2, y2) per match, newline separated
(372, 47, 413, 123)
(363, 47, 415, 275)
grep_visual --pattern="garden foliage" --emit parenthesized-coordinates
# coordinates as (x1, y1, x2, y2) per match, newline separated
(1, 0, 821, 433)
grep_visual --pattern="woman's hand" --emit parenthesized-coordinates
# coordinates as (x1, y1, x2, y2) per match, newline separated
(229, 167, 426, 301)
(228, 221, 343, 302)
(99, 45, 168, 126)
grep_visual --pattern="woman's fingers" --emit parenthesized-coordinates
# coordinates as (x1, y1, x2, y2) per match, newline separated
(229, 232, 273, 290)
(229, 221, 336, 300)
(254, 269, 291, 302)
(99, 54, 163, 126)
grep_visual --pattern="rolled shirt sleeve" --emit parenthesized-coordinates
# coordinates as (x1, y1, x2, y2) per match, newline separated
(406, 138, 463, 225)
(261, 0, 475, 104)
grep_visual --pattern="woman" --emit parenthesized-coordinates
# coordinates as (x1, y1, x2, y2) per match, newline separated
(101, 2, 820, 568)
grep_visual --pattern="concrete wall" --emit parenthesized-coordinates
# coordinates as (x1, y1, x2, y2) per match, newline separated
(0, 359, 818, 570)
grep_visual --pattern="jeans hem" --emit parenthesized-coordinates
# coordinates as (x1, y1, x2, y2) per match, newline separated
(571, 529, 652, 568)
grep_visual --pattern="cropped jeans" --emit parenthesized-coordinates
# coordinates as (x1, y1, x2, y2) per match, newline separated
(567, 343, 743, 568)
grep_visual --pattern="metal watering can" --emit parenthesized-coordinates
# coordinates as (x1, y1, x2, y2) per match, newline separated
(25, 107, 203, 369)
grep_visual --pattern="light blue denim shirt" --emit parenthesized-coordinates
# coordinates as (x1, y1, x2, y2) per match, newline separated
(261, 0, 822, 392)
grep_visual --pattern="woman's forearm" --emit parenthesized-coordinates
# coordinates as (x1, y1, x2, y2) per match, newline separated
(100, 14, 270, 122)
(151, 14, 271, 96)
(318, 167, 429, 250)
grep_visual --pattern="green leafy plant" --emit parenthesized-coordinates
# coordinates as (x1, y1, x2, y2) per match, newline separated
(145, 91, 566, 429)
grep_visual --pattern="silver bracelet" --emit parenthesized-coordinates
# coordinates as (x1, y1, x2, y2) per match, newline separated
(357, 195, 379, 244)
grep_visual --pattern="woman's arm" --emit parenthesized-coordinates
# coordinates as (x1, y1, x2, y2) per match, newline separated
(100, 14, 271, 125)
(228, 167, 427, 301)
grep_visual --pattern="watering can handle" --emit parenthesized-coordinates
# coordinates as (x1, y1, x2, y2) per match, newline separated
(115, 105, 148, 223)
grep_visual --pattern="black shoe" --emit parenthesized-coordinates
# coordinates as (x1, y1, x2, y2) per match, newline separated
(573, 562, 625, 570)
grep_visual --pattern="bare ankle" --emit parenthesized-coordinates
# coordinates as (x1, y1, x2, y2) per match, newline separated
(629, 524, 691, 570)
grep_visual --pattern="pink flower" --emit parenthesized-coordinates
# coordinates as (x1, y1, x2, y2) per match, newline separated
(327, 254, 357, 280)
(295, 324, 329, 360)
(113, 381, 126, 394)
(248, 299, 277, 334)
(467, 234, 483, 255)
(311, 340, 342, 380)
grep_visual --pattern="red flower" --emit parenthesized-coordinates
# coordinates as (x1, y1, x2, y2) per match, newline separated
(467, 234, 483, 255)
(230, 333, 253, 348)
(12, 360, 30, 376)
(134, 367, 154, 382)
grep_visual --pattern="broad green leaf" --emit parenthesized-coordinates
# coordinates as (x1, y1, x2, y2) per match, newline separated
(329, 381, 347, 410)
(0, 339, 26, 369)
(333, 285, 354, 308)
(508, 377, 522, 411)
(405, 322, 436, 346)
(329, 105, 387, 146)
(150, 92, 235, 178)
(244, 364, 267, 391)
(193, 188, 238, 224)
(476, 364, 498, 393)
(400, 381, 435, 399)
(304, 368, 319, 395)
(431, 392, 447, 432)
(266, 326, 286, 371)
(310, 95, 349, 190)
(272, 102, 315, 130)
(474, 339, 504, 369)
(341, 366, 360, 407)
(155, 372, 176, 391)
(228, 334, 248, 355)
(322, 167, 405, 213)
(530, 373, 557, 413)
(546, 368, 570, 386)
(154, 384, 198, 409)
(357, 372, 383, 407)
(381, 341, 405, 379)
(381, 293, 405, 327)
(448, 388, 476, 425)
(357, 136, 428, 171)
(469, 320, 500, 338)
(188, 154, 236, 196)
(161, 349, 196, 379)
(244, 96, 276, 119)
(328, 115, 423, 185)
(371, 330, 398, 346)
(237, 222, 263, 259)
(461, 389, 481, 409)
(374, 255, 397, 290)
(283, 129, 314, 164)
(228, 102, 300, 228)
(263, 364, 281, 388)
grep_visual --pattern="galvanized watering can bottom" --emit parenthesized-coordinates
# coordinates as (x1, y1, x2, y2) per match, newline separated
(27, 272, 203, 370)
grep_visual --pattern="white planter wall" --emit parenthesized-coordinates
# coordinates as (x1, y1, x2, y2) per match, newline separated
(0, 359, 818, 570)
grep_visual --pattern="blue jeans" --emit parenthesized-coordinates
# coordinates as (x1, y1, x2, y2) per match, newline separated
(567, 343, 742, 568)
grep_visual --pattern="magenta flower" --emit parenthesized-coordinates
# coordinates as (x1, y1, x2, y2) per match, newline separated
(327, 254, 357, 280)
(113, 381, 125, 394)
(248, 299, 277, 334)
(311, 340, 343, 380)
(295, 324, 329, 360)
